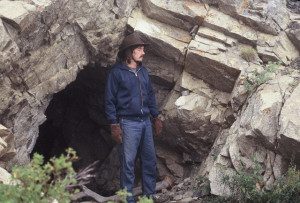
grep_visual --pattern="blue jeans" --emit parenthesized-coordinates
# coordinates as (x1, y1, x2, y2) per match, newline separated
(118, 117, 157, 203)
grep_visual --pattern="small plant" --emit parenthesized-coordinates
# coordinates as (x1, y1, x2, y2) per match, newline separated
(219, 155, 300, 203)
(193, 175, 210, 196)
(241, 47, 256, 62)
(108, 188, 153, 203)
(266, 61, 281, 73)
(137, 195, 153, 203)
(108, 188, 132, 203)
(220, 156, 264, 203)
(243, 61, 281, 92)
(268, 163, 300, 202)
(213, 148, 221, 161)
(0, 148, 78, 203)
(289, 80, 299, 88)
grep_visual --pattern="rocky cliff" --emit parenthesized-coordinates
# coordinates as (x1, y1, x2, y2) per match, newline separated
(0, 0, 300, 200)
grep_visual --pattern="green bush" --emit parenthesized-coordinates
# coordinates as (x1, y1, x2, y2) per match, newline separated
(108, 188, 153, 203)
(268, 165, 300, 203)
(220, 156, 300, 203)
(0, 148, 78, 203)
(289, 80, 299, 88)
(193, 175, 210, 194)
(241, 47, 256, 62)
(243, 61, 281, 92)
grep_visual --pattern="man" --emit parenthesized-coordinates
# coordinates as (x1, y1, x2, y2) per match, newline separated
(104, 32, 163, 202)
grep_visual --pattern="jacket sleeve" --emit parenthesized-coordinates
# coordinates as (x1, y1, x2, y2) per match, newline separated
(104, 68, 119, 124)
(146, 69, 159, 118)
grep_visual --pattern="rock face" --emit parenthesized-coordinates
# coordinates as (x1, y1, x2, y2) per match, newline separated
(0, 125, 16, 169)
(286, 18, 300, 52)
(0, 0, 137, 167)
(0, 167, 11, 185)
(218, 0, 290, 35)
(278, 84, 300, 164)
(1, 0, 300, 199)
(199, 71, 299, 195)
(140, 0, 207, 31)
(287, 0, 300, 14)
(160, 71, 232, 163)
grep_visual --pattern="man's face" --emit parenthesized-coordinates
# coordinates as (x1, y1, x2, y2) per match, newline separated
(132, 46, 145, 62)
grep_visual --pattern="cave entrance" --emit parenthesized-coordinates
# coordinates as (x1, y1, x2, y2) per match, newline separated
(31, 64, 117, 195)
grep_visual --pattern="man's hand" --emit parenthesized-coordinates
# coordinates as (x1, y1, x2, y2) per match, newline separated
(154, 117, 163, 136)
(110, 124, 122, 144)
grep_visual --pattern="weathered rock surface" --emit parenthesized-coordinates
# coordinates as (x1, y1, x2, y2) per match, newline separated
(240, 75, 293, 148)
(185, 35, 244, 92)
(287, 0, 300, 14)
(128, 8, 191, 63)
(278, 84, 300, 164)
(0, 0, 137, 167)
(140, 0, 208, 31)
(0, 167, 11, 185)
(199, 71, 300, 195)
(203, 8, 258, 45)
(0, 1, 37, 32)
(218, 0, 290, 35)
(199, 117, 289, 196)
(257, 32, 300, 64)
(0, 124, 16, 169)
(286, 20, 300, 51)
(159, 71, 232, 163)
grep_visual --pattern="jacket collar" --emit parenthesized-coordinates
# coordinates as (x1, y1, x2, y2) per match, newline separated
(119, 61, 142, 71)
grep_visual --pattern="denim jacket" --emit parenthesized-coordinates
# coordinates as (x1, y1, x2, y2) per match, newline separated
(104, 61, 159, 124)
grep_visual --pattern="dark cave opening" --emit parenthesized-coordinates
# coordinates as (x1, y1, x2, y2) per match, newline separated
(31, 64, 118, 195)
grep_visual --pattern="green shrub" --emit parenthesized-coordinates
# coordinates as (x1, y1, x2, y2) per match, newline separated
(0, 148, 78, 203)
(108, 188, 153, 203)
(137, 195, 154, 203)
(268, 164, 300, 203)
(243, 61, 281, 92)
(289, 80, 299, 88)
(193, 175, 210, 194)
(241, 47, 256, 62)
(220, 156, 300, 203)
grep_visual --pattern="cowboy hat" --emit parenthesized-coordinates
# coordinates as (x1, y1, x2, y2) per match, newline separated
(117, 33, 150, 58)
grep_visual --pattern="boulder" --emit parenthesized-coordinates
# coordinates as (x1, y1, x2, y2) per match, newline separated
(160, 71, 231, 162)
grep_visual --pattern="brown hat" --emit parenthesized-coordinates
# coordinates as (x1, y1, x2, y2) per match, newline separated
(117, 33, 150, 58)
